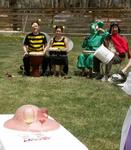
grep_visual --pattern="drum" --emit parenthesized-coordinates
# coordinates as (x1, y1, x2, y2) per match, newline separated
(94, 44, 114, 64)
(49, 48, 67, 65)
(49, 48, 67, 56)
(29, 52, 44, 77)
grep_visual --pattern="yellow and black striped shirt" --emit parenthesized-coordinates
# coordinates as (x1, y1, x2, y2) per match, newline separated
(24, 32, 47, 52)
(52, 37, 66, 49)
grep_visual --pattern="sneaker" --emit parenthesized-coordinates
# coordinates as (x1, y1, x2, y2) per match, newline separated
(101, 75, 108, 81)
(87, 72, 97, 79)
(108, 77, 113, 83)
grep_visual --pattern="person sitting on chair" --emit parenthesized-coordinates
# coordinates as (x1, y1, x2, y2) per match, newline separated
(77, 21, 109, 79)
(46, 25, 72, 76)
(22, 21, 48, 76)
(107, 22, 131, 82)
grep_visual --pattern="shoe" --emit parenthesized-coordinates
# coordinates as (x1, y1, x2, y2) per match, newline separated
(41, 71, 50, 76)
(108, 77, 113, 83)
(60, 72, 66, 77)
(23, 71, 30, 76)
(101, 75, 108, 81)
(95, 73, 103, 80)
(87, 72, 97, 79)
(80, 71, 88, 77)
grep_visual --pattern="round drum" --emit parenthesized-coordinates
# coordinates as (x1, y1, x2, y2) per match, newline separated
(94, 44, 114, 64)
(49, 48, 67, 56)
(49, 48, 67, 65)
(29, 52, 44, 77)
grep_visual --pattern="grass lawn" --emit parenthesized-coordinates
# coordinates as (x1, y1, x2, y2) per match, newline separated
(0, 34, 131, 150)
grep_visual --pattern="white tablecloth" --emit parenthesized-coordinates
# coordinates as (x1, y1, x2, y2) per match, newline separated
(0, 114, 88, 150)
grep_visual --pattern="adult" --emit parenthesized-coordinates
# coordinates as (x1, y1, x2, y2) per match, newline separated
(46, 25, 72, 76)
(22, 21, 48, 76)
(77, 21, 109, 79)
(107, 22, 131, 82)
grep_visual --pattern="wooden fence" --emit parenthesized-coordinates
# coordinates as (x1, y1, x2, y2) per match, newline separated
(0, 8, 131, 36)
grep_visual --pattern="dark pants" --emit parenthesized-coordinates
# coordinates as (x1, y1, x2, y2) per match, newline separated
(43, 55, 69, 75)
(50, 55, 69, 75)
(23, 55, 30, 75)
(93, 53, 126, 76)
(42, 55, 51, 74)
(63, 59, 68, 74)
(93, 56, 114, 76)
(23, 55, 50, 75)
(23, 55, 69, 75)
(93, 56, 101, 73)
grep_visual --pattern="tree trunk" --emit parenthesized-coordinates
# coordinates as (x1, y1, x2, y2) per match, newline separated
(0, 0, 130, 8)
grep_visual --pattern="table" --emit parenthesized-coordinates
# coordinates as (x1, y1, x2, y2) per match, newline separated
(0, 114, 89, 150)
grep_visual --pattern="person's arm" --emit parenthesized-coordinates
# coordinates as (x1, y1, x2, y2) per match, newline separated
(121, 58, 131, 73)
(97, 27, 109, 39)
(43, 43, 47, 55)
(64, 37, 71, 53)
(81, 36, 90, 50)
(42, 34, 49, 55)
(23, 45, 29, 55)
(23, 35, 29, 55)
(127, 49, 131, 58)
(43, 38, 54, 55)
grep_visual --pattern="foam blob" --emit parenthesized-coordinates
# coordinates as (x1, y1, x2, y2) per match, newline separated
(4, 104, 60, 132)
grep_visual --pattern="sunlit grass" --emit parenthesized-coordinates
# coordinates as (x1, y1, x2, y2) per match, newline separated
(0, 34, 131, 150)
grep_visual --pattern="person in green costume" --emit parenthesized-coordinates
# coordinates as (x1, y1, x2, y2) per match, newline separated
(77, 21, 109, 78)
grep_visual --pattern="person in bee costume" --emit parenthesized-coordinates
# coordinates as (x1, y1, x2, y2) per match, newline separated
(46, 25, 73, 76)
(22, 21, 48, 76)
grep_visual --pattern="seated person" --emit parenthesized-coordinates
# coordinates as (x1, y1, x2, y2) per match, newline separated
(77, 21, 109, 78)
(22, 21, 48, 76)
(106, 22, 131, 82)
(46, 25, 72, 76)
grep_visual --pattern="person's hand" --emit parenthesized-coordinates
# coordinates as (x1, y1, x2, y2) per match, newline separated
(97, 28, 105, 32)
(82, 50, 94, 54)
(115, 51, 119, 55)
(24, 52, 29, 57)
(43, 50, 46, 55)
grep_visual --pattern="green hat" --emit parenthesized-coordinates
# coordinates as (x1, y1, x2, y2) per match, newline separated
(90, 21, 104, 34)
(97, 21, 104, 28)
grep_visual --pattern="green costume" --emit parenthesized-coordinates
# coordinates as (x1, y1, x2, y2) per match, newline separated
(77, 21, 109, 69)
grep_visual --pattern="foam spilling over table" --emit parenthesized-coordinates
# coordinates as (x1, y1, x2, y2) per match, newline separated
(4, 104, 60, 132)
(0, 104, 89, 150)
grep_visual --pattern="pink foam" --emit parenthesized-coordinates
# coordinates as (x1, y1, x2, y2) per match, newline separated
(4, 105, 60, 132)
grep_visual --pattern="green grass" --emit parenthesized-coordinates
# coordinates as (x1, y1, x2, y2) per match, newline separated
(0, 34, 131, 150)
